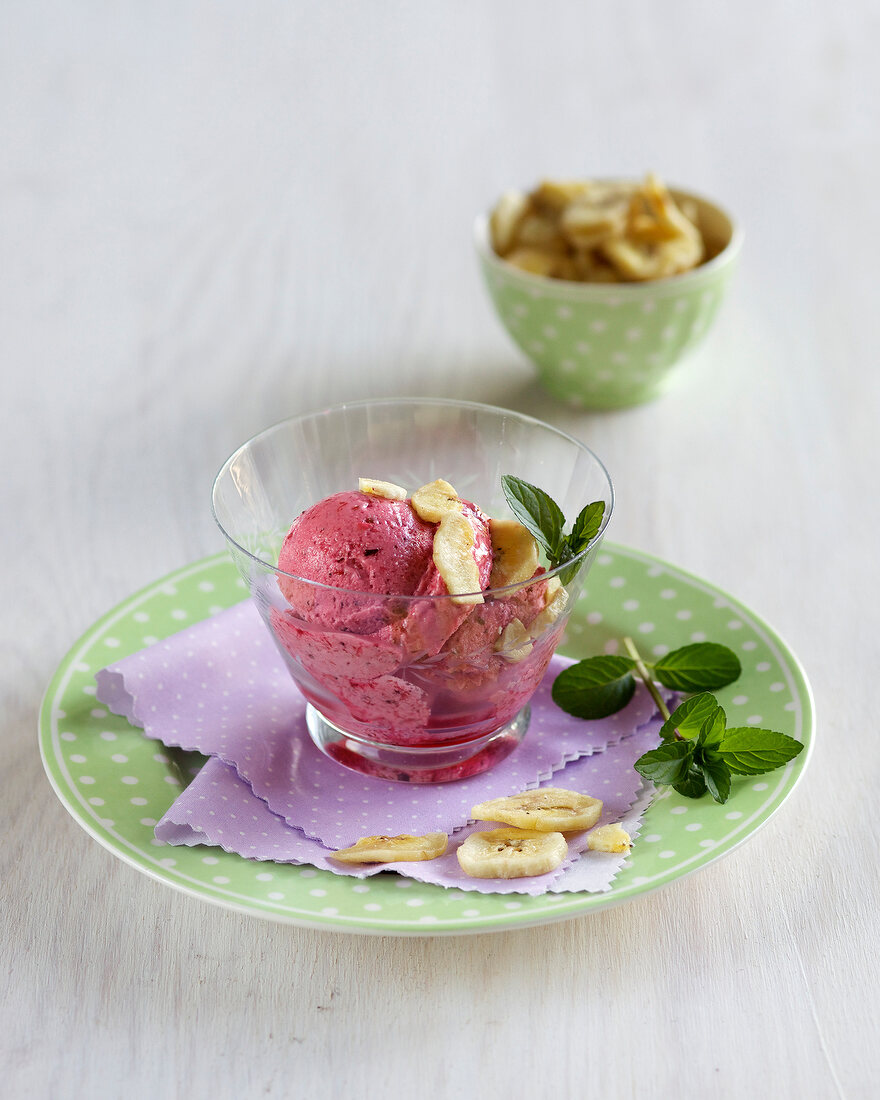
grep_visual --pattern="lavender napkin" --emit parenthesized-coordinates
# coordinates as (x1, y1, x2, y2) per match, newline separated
(154, 720, 661, 894)
(97, 600, 665, 894)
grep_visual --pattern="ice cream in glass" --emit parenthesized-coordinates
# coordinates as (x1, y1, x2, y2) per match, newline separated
(212, 400, 613, 782)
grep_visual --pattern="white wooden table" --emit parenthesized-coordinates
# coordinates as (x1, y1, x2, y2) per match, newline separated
(3, 3, 877, 1096)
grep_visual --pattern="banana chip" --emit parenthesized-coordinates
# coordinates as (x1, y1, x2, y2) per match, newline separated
(560, 196, 628, 249)
(529, 577, 568, 638)
(456, 828, 568, 879)
(494, 618, 532, 662)
(532, 178, 591, 212)
(432, 510, 484, 605)
(330, 832, 448, 864)
(358, 478, 408, 500)
(503, 247, 563, 277)
(411, 478, 462, 523)
(489, 189, 529, 255)
(586, 823, 632, 853)
(490, 174, 705, 283)
(411, 479, 484, 604)
(488, 518, 540, 589)
(470, 788, 603, 832)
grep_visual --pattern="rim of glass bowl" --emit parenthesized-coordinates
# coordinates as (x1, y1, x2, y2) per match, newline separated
(473, 181, 743, 296)
(211, 396, 614, 601)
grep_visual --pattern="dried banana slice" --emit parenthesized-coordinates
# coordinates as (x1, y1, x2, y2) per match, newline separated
(489, 189, 529, 255)
(489, 518, 539, 589)
(656, 233, 703, 277)
(628, 211, 683, 243)
(433, 510, 484, 605)
(503, 247, 561, 277)
(330, 832, 448, 864)
(411, 478, 462, 523)
(587, 823, 632, 853)
(600, 237, 666, 281)
(545, 575, 564, 601)
(358, 478, 407, 500)
(456, 828, 568, 879)
(515, 212, 566, 251)
(560, 196, 628, 249)
(528, 577, 569, 638)
(532, 178, 591, 213)
(470, 788, 603, 832)
(494, 618, 532, 662)
(600, 236, 698, 281)
(571, 252, 620, 282)
(411, 479, 484, 604)
(643, 173, 703, 245)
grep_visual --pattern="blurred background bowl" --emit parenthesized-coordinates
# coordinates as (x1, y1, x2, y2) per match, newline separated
(475, 185, 742, 409)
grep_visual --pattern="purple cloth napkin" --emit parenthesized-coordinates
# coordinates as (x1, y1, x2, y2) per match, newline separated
(155, 720, 661, 895)
(97, 600, 665, 895)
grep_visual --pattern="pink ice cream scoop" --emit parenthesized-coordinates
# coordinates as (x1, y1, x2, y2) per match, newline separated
(270, 485, 557, 749)
(277, 490, 437, 634)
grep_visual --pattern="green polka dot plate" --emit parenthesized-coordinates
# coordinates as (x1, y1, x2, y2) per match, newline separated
(39, 546, 813, 935)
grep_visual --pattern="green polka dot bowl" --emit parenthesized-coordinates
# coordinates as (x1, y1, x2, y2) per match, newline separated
(474, 186, 742, 409)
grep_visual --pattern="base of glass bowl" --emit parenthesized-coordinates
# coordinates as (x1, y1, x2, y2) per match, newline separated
(305, 704, 530, 784)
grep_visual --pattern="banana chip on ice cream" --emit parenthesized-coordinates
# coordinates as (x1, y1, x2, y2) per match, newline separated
(358, 478, 408, 500)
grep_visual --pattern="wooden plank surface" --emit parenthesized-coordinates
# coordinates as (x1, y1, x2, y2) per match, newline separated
(2, 2, 877, 1097)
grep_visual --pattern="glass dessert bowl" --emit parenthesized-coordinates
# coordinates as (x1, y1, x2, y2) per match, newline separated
(212, 398, 613, 782)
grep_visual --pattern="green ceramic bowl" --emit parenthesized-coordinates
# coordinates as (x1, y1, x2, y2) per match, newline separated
(475, 185, 742, 409)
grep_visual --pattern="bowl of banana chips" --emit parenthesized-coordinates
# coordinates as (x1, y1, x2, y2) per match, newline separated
(475, 175, 741, 409)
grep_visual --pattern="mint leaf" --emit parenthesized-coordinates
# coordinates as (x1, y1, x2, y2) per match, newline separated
(699, 752, 732, 803)
(556, 501, 606, 584)
(501, 475, 565, 560)
(556, 556, 583, 587)
(698, 705, 727, 748)
(672, 766, 708, 799)
(653, 643, 742, 692)
(551, 656, 636, 719)
(718, 728, 804, 775)
(568, 501, 605, 553)
(634, 740, 694, 785)
(659, 692, 719, 742)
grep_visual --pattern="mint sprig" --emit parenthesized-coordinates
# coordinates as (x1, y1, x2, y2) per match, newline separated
(552, 637, 803, 804)
(501, 475, 605, 584)
(551, 641, 741, 720)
